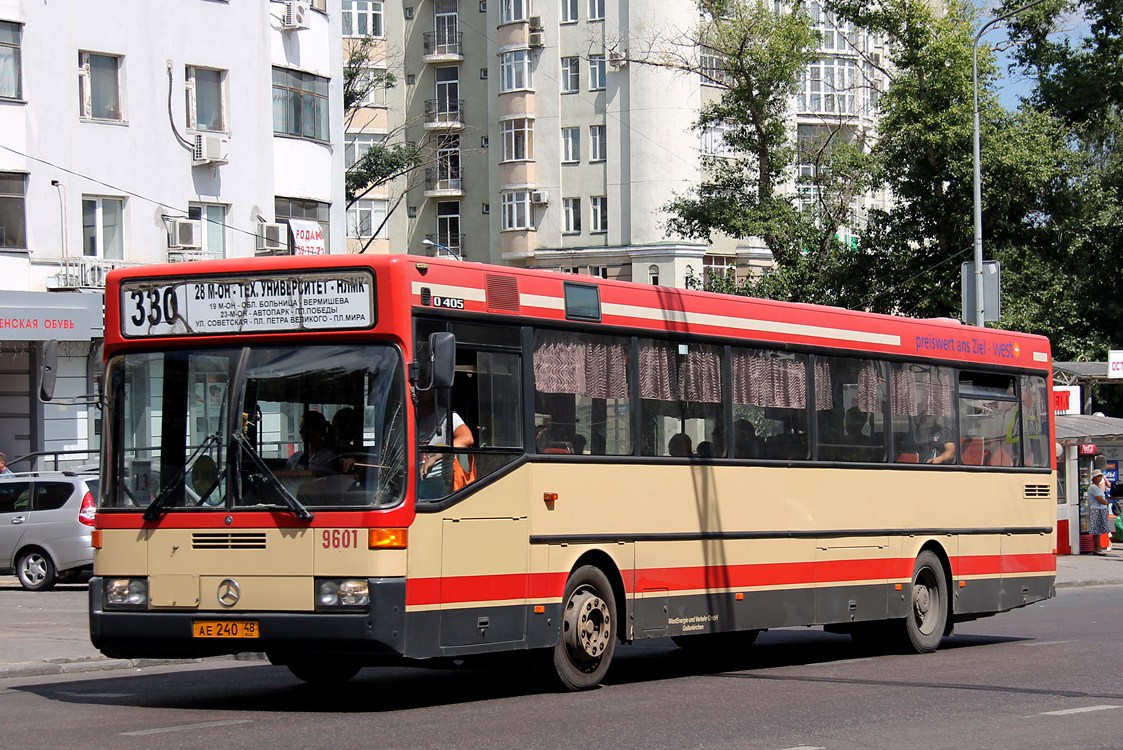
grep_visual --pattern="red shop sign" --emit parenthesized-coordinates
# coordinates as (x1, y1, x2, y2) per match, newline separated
(1079, 443, 1098, 456)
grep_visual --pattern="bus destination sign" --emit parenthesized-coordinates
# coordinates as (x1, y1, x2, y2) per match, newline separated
(121, 271, 375, 337)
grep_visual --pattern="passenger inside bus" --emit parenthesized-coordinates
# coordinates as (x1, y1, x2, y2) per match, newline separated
(285, 410, 338, 475)
(917, 417, 957, 465)
(733, 419, 764, 458)
(668, 433, 693, 457)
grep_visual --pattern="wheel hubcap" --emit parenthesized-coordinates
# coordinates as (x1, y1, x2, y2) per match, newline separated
(913, 570, 938, 635)
(22, 556, 46, 584)
(563, 590, 611, 663)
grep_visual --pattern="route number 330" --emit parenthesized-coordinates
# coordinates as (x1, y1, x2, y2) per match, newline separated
(128, 288, 180, 327)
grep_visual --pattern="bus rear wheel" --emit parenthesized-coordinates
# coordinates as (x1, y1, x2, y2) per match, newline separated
(903, 550, 948, 653)
(553, 565, 617, 691)
(286, 660, 361, 685)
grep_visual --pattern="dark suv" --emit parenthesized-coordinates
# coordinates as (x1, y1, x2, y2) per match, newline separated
(0, 472, 97, 591)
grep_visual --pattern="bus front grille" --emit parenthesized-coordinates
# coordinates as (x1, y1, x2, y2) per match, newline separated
(192, 532, 268, 550)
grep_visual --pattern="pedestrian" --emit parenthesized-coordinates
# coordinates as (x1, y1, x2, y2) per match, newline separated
(0, 452, 12, 476)
(1086, 468, 1112, 555)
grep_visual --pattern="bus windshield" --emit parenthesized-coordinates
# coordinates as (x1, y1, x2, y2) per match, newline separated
(102, 344, 407, 512)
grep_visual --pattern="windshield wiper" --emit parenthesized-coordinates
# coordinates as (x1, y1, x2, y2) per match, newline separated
(144, 431, 223, 521)
(233, 430, 314, 521)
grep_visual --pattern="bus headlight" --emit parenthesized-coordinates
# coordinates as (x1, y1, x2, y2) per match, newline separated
(105, 578, 148, 608)
(316, 579, 369, 609)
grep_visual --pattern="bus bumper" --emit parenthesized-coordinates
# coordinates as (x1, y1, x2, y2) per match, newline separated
(88, 576, 406, 661)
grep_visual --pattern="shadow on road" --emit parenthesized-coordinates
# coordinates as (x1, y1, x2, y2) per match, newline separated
(14, 627, 1041, 713)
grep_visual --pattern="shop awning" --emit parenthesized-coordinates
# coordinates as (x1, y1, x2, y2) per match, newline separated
(1055, 413, 1123, 443)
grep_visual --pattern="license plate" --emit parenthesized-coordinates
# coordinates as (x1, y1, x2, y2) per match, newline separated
(193, 620, 259, 638)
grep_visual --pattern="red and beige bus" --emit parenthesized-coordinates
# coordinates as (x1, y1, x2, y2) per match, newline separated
(90, 254, 1056, 689)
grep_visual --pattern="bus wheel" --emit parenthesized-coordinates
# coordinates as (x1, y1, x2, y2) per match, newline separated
(904, 550, 948, 653)
(553, 565, 617, 691)
(286, 661, 361, 685)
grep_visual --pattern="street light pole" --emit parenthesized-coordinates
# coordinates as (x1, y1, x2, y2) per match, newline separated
(972, 0, 1049, 326)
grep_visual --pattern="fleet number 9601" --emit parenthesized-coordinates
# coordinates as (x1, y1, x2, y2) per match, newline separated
(323, 529, 361, 549)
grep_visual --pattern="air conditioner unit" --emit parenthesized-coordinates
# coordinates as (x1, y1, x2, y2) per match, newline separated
(167, 218, 203, 249)
(528, 15, 544, 30)
(528, 31, 545, 48)
(281, 0, 310, 30)
(530, 190, 549, 204)
(193, 132, 228, 165)
(608, 50, 628, 68)
(256, 222, 288, 253)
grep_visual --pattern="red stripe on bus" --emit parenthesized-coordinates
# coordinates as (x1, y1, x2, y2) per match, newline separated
(951, 553, 1056, 577)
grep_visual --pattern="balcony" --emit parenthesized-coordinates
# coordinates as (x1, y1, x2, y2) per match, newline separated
(424, 233, 465, 259)
(424, 167, 464, 197)
(48, 256, 140, 290)
(424, 99, 465, 130)
(167, 249, 224, 263)
(423, 31, 464, 62)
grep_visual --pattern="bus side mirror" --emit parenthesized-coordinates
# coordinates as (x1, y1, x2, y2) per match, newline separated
(428, 332, 456, 389)
(40, 340, 58, 402)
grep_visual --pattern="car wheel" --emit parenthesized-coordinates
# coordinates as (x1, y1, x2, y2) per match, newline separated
(17, 549, 58, 591)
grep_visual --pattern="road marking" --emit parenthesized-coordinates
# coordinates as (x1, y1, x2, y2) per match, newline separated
(815, 657, 873, 666)
(57, 691, 135, 698)
(778, 746, 827, 750)
(1037, 705, 1121, 716)
(1018, 640, 1071, 647)
(121, 720, 251, 736)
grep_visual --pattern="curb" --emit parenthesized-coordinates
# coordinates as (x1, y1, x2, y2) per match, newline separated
(0, 652, 267, 679)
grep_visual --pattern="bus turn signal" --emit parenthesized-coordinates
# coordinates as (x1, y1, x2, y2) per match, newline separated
(368, 528, 408, 549)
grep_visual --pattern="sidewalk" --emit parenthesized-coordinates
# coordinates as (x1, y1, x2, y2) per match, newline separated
(2, 541, 1122, 680)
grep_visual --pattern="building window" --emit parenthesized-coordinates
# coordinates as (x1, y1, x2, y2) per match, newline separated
(276, 196, 330, 251)
(78, 51, 123, 121)
(81, 196, 124, 259)
(347, 198, 388, 239)
(272, 67, 329, 141)
(346, 132, 381, 168)
(588, 54, 606, 91)
(342, 0, 384, 37)
(561, 127, 580, 163)
(588, 0, 605, 21)
(590, 124, 606, 161)
(501, 118, 533, 161)
(799, 58, 858, 115)
(648, 264, 659, 285)
(186, 66, 226, 132)
(0, 172, 27, 248)
(500, 49, 532, 92)
(590, 195, 607, 233)
(187, 203, 227, 257)
(700, 121, 736, 157)
(354, 65, 389, 107)
(0, 21, 22, 100)
(699, 52, 729, 86)
(562, 0, 578, 23)
(561, 57, 580, 93)
(500, 190, 533, 230)
(563, 197, 581, 233)
(500, 0, 527, 23)
(703, 254, 735, 289)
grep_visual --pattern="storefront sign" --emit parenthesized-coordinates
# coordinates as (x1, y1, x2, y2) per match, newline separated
(1054, 385, 1081, 415)
(0, 291, 104, 342)
(1110, 350, 1123, 378)
(1079, 443, 1098, 456)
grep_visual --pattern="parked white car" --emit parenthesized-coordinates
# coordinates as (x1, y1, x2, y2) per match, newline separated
(0, 472, 97, 591)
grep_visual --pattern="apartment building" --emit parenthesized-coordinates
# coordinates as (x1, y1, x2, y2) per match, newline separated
(350, 0, 887, 286)
(0, 0, 344, 466)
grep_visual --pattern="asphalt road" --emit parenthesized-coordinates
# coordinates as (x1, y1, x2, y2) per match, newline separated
(2, 584, 1121, 750)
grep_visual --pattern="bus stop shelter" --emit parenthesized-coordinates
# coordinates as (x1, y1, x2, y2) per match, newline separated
(1054, 412, 1123, 554)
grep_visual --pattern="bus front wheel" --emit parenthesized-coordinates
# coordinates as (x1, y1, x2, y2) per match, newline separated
(553, 565, 617, 691)
(903, 550, 948, 653)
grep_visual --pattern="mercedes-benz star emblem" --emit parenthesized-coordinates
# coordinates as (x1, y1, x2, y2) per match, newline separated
(217, 578, 241, 608)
